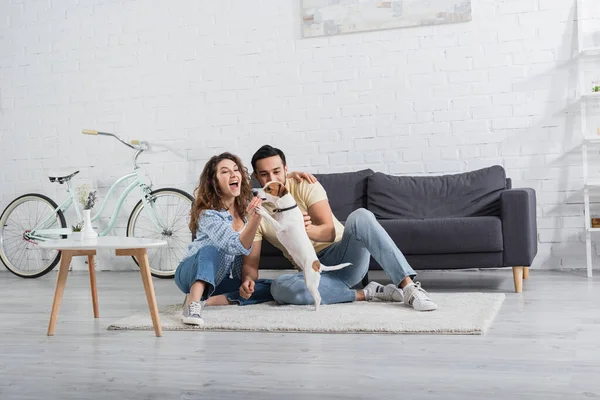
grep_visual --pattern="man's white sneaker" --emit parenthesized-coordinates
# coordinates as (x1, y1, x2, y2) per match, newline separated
(181, 301, 204, 325)
(403, 282, 437, 311)
(363, 281, 404, 302)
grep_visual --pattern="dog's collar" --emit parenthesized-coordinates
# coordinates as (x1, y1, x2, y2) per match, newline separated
(273, 204, 298, 213)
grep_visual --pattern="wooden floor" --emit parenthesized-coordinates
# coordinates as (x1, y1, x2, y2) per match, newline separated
(0, 268, 599, 399)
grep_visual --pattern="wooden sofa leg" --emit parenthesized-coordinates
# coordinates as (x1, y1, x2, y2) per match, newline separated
(523, 267, 529, 280)
(512, 266, 524, 293)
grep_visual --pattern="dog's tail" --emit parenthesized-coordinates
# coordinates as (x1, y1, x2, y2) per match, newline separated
(319, 262, 352, 272)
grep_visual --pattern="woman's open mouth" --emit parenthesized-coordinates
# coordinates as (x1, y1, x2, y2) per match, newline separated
(229, 182, 239, 189)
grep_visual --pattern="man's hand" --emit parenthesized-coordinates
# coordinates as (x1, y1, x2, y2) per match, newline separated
(239, 279, 255, 300)
(287, 171, 317, 184)
(303, 211, 316, 240)
(303, 211, 312, 230)
(304, 200, 336, 243)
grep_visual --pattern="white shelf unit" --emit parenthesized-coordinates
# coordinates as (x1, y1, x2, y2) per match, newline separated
(582, 92, 600, 100)
(577, 0, 600, 278)
(580, 46, 600, 57)
(583, 137, 600, 144)
(584, 179, 600, 188)
(582, 139, 599, 278)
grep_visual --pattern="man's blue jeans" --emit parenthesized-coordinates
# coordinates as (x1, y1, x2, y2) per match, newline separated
(175, 245, 273, 306)
(270, 208, 416, 305)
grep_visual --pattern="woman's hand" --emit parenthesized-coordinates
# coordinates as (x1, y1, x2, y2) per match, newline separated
(246, 196, 263, 222)
(239, 279, 255, 299)
(287, 171, 317, 184)
(239, 197, 263, 250)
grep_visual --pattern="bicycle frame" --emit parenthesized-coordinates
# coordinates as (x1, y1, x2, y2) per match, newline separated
(28, 161, 166, 242)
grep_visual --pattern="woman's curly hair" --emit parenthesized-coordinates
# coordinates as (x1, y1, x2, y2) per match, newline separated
(189, 152, 252, 233)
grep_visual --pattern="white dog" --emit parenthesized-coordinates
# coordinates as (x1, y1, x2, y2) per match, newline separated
(254, 181, 352, 311)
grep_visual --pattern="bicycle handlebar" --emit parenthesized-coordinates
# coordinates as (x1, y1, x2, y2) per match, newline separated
(81, 129, 148, 151)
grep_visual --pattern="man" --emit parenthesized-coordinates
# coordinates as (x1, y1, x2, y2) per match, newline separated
(244, 145, 437, 311)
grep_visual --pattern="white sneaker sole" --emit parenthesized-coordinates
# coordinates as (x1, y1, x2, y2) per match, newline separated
(371, 295, 404, 302)
(414, 304, 438, 312)
(182, 316, 205, 325)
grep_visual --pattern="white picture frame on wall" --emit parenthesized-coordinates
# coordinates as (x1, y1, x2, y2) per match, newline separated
(302, 0, 472, 38)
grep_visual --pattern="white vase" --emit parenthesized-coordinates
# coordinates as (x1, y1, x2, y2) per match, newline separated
(71, 232, 82, 241)
(81, 209, 98, 240)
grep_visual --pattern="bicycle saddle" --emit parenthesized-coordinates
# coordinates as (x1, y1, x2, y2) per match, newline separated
(48, 171, 80, 184)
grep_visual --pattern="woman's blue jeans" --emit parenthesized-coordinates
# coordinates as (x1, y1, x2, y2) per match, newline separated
(175, 245, 273, 306)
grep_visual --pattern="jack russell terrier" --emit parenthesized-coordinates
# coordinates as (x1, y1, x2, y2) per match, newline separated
(254, 181, 352, 311)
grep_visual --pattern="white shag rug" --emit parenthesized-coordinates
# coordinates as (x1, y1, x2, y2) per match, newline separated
(108, 292, 505, 335)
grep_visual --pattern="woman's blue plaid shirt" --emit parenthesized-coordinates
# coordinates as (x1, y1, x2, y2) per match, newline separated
(183, 209, 251, 282)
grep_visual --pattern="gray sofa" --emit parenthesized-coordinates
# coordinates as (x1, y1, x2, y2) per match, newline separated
(257, 165, 537, 293)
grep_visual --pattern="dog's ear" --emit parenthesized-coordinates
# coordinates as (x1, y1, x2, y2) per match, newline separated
(277, 182, 288, 197)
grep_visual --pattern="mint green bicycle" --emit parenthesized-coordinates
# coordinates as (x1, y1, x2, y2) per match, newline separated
(0, 130, 194, 279)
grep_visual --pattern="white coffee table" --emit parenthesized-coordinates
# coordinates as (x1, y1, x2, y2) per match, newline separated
(39, 236, 168, 337)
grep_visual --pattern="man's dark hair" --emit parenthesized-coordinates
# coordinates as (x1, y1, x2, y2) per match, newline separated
(251, 145, 287, 173)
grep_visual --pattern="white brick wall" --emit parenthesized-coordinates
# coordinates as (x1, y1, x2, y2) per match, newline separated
(1, 0, 599, 272)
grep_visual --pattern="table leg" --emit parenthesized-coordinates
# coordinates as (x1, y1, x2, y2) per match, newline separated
(135, 249, 162, 337)
(88, 254, 99, 318)
(47, 251, 73, 336)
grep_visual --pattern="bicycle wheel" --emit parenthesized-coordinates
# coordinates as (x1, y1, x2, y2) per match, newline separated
(0, 194, 67, 278)
(127, 188, 193, 278)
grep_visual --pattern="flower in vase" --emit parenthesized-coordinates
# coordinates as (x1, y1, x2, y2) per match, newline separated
(76, 184, 91, 208)
(84, 191, 98, 210)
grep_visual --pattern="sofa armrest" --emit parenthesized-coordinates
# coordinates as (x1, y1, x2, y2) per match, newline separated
(501, 188, 537, 266)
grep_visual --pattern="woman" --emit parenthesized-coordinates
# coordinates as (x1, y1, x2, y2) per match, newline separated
(175, 152, 271, 325)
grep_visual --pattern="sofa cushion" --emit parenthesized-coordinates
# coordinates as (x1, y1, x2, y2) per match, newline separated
(378, 217, 503, 255)
(368, 252, 505, 271)
(314, 169, 374, 221)
(367, 165, 506, 219)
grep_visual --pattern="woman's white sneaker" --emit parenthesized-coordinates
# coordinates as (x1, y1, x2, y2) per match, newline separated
(181, 301, 204, 325)
(403, 282, 437, 311)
